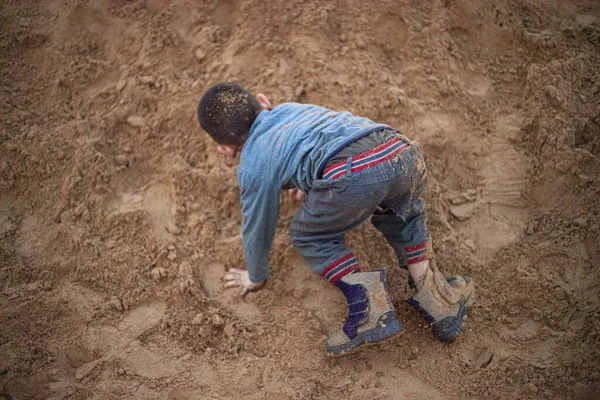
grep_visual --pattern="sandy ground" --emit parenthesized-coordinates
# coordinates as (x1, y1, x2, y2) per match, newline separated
(1, 0, 600, 399)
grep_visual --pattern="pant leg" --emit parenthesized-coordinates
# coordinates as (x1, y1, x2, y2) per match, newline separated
(371, 145, 431, 268)
(289, 181, 380, 284)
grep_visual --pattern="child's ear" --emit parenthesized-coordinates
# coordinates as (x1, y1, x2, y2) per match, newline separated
(217, 145, 237, 158)
(256, 93, 272, 111)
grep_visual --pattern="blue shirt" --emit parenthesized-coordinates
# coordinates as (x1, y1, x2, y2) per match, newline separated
(237, 103, 388, 282)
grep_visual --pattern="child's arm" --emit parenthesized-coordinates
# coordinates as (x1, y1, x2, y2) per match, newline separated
(236, 169, 281, 284)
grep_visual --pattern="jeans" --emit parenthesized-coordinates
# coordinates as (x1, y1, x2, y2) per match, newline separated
(289, 137, 430, 284)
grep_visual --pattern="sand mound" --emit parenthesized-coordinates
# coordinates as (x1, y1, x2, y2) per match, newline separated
(1, 0, 599, 398)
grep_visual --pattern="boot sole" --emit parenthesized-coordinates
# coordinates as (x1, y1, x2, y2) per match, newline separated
(326, 319, 404, 357)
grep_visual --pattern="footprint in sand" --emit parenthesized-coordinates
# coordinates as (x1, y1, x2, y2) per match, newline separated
(473, 114, 530, 254)
(81, 301, 191, 379)
(108, 182, 178, 242)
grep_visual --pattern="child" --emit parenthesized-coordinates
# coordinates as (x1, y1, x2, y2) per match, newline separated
(197, 82, 474, 356)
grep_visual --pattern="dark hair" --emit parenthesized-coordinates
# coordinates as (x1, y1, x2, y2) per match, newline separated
(197, 82, 263, 146)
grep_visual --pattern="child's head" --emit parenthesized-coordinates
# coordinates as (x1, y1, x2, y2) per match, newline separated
(197, 82, 263, 146)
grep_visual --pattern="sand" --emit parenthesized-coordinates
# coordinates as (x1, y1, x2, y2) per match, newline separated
(1, 0, 599, 399)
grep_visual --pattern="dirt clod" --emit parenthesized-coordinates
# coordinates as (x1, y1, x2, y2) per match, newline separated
(140, 76, 155, 85)
(295, 86, 306, 99)
(194, 48, 206, 61)
(464, 239, 476, 251)
(411, 346, 419, 357)
(74, 203, 88, 218)
(449, 203, 476, 221)
(151, 267, 167, 281)
(293, 287, 308, 299)
(223, 323, 235, 337)
(115, 154, 129, 167)
(75, 359, 101, 381)
(116, 79, 127, 92)
(110, 298, 124, 312)
(211, 314, 224, 327)
(126, 116, 146, 127)
(191, 313, 204, 325)
(573, 217, 588, 228)
(521, 382, 539, 397)
(178, 261, 193, 277)
(475, 346, 494, 368)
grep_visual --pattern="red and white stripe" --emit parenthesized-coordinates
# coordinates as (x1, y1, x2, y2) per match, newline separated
(405, 243, 429, 265)
(321, 253, 359, 284)
(323, 138, 409, 180)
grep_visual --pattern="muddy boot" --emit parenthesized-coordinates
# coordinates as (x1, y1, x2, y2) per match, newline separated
(407, 262, 474, 342)
(408, 274, 473, 308)
(445, 275, 474, 308)
(326, 270, 403, 356)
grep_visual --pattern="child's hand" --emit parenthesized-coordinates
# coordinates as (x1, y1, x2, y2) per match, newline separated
(224, 268, 265, 297)
(287, 188, 305, 201)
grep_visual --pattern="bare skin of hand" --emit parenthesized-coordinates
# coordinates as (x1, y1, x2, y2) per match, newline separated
(224, 268, 265, 297)
(287, 188, 305, 201)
